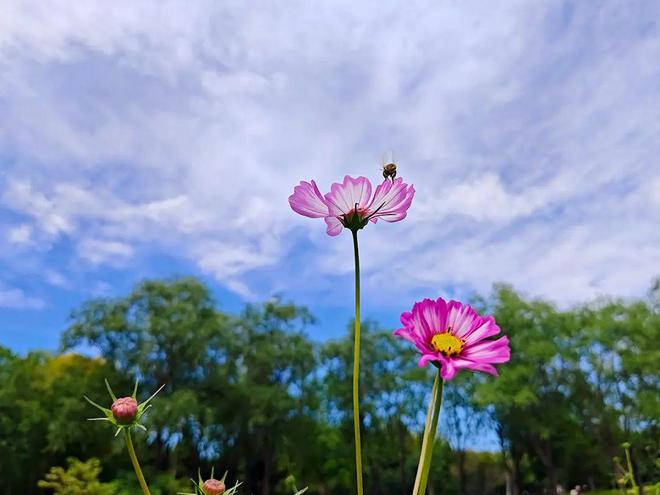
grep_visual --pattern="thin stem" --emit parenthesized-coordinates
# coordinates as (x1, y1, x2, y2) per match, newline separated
(124, 429, 151, 495)
(412, 379, 437, 494)
(413, 370, 444, 495)
(351, 228, 364, 495)
(623, 445, 638, 490)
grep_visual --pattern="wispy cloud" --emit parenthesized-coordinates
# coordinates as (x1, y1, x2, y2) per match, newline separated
(0, 1, 658, 313)
(0, 284, 45, 309)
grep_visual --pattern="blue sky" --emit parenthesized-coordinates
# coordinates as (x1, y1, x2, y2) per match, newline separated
(1, 1, 660, 355)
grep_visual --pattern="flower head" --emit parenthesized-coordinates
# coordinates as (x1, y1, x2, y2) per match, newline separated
(111, 397, 138, 424)
(394, 297, 510, 381)
(179, 469, 241, 495)
(85, 380, 164, 435)
(289, 175, 414, 236)
(203, 479, 226, 495)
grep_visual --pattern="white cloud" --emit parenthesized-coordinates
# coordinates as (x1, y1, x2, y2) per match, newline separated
(8, 223, 33, 245)
(77, 238, 134, 266)
(0, 1, 658, 305)
(44, 270, 68, 288)
(2, 181, 73, 236)
(0, 284, 45, 309)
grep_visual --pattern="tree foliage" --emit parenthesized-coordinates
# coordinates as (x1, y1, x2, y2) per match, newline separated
(38, 458, 117, 495)
(0, 277, 657, 495)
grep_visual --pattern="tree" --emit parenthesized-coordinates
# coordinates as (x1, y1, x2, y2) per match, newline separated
(232, 298, 319, 495)
(61, 278, 238, 478)
(38, 458, 117, 495)
(0, 347, 120, 494)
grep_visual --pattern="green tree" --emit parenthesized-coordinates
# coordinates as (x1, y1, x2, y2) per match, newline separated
(0, 347, 120, 494)
(232, 298, 319, 495)
(38, 458, 117, 495)
(472, 283, 659, 494)
(61, 278, 238, 480)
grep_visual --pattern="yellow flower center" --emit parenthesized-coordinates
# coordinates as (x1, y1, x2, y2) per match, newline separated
(430, 329, 464, 357)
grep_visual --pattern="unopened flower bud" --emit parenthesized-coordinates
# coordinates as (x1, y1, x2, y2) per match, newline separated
(111, 397, 138, 424)
(203, 479, 226, 495)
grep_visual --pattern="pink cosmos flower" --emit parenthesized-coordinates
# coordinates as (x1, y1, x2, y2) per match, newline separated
(394, 297, 510, 381)
(288, 175, 415, 236)
(203, 479, 226, 495)
(111, 396, 139, 424)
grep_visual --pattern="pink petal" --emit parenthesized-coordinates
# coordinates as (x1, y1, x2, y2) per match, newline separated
(324, 176, 372, 217)
(433, 297, 450, 330)
(446, 300, 478, 339)
(439, 359, 458, 381)
(462, 316, 501, 345)
(289, 180, 329, 218)
(400, 311, 414, 328)
(394, 298, 450, 355)
(367, 178, 415, 223)
(411, 298, 444, 342)
(461, 336, 510, 363)
(393, 327, 417, 346)
(324, 216, 343, 236)
(418, 352, 444, 368)
(450, 357, 499, 376)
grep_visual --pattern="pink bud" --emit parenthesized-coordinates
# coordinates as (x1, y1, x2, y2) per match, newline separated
(203, 479, 226, 495)
(111, 397, 138, 424)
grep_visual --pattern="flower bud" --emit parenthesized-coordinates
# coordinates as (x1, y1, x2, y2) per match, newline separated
(203, 479, 226, 495)
(111, 397, 138, 424)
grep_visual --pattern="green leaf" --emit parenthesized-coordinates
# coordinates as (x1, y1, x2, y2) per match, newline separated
(84, 395, 111, 415)
(104, 379, 117, 402)
(140, 383, 165, 409)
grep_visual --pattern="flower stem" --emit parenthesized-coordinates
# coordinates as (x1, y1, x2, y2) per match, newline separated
(351, 228, 364, 495)
(124, 429, 151, 495)
(623, 444, 638, 490)
(412, 377, 436, 493)
(412, 370, 444, 495)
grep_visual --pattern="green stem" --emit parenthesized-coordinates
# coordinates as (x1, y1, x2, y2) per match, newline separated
(413, 370, 444, 495)
(351, 229, 364, 495)
(623, 445, 638, 490)
(412, 379, 436, 494)
(124, 429, 151, 495)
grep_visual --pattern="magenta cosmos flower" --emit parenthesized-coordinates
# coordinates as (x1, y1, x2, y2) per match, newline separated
(289, 175, 415, 235)
(394, 297, 510, 381)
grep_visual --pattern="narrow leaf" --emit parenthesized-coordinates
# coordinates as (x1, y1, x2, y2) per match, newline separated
(141, 383, 166, 408)
(84, 395, 111, 414)
(104, 379, 117, 401)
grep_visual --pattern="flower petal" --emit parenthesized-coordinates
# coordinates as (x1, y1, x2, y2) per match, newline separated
(395, 298, 449, 354)
(461, 316, 501, 346)
(412, 298, 444, 343)
(451, 358, 499, 376)
(418, 352, 443, 368)
(393, 327, 416, 346)
(367, 178, 415, 223)
(324, 216, 343, 236)
(461, 336, 510, 363)
(446, 300, 479, 338)
(289, 180, 329, 218)
(324, 176, 372, 216)
(439, 359, 459, 381)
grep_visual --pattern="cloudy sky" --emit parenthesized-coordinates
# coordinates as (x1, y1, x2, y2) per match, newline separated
(1, 1, 659, 352)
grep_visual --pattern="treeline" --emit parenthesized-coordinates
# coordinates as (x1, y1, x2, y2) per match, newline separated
(0, 278, 657, 495)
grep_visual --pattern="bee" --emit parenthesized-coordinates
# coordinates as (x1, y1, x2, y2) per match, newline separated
(381, 151, 397, 181)
(382, 162, 397, 181)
